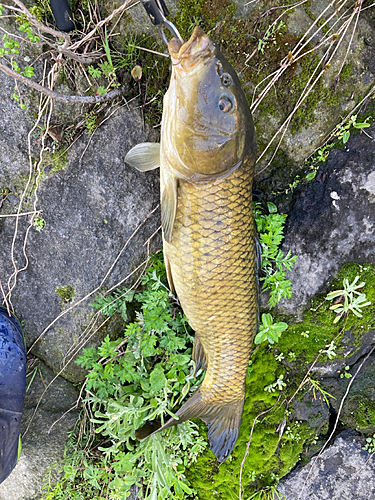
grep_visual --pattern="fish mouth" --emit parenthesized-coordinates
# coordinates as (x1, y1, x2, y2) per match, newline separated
(168, 26, 215, 71)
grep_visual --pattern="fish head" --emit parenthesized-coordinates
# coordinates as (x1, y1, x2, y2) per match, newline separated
(163, 26, 256, 178)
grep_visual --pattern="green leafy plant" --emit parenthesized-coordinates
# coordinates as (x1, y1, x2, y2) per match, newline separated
(255, 313, 288, 345)
(325, 275, 371, 323)
(264, 375, 286, 393)
(258, 21, 286, 54)
(42, 254, 207, 500)
(0, 33, 20, 57)
(248, 484, 286, 500)
(322, 341, 337, 360)
(254, 202, 297, 307)
(306, 378, 335, 406)
(340, 366, 352, 379)
(33, 216, 45, 231)
(336, 114, 371, 144)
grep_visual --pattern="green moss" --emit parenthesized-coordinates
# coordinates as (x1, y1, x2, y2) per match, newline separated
(186, 349, 315, 499)
(352, 400, 375, 431)
(186, 263, 375, 498)
(42, 148, 69, 175)
(56, 285, 75, 304)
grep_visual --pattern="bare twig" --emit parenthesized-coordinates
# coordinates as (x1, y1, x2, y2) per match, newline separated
(0, 210, 42, 218)
(0, 61, 128, 103)
(0, 277, 11, 314)
(67, 0, 140, 52)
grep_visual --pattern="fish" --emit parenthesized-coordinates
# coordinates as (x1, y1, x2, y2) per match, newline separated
(0, 306, 26, 483)
(125, 26, 259, 462)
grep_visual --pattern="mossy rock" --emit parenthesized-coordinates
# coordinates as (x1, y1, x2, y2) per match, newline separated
(187, 262, 375, 498)
(186, 350, 315, 499)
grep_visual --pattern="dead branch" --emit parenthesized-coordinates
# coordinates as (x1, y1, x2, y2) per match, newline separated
(0, 62, 128, 103)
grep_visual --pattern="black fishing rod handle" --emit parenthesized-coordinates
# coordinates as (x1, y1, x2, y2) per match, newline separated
(50, 0, 75, 32)
(0, 307, 26, 484)
(142, 0, 169, 25)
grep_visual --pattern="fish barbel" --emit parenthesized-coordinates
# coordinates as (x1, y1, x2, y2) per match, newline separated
(125, 26, 259, 462)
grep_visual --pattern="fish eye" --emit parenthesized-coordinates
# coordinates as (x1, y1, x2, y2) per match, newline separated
(218, 96, 233, 113)
(221, 73, 233, 87)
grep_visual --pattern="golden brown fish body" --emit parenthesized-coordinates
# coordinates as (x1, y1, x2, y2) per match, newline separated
(125, 26, 258, 462)
(164, 163, 257, 406)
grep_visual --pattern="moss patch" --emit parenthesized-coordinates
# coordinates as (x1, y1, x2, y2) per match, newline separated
(186, 262, 375, 498)
(56, 285, 75, 304)
(186, 348, 316, 499)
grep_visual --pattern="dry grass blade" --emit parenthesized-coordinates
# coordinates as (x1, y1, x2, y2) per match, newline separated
(250, 0, 367, 173)
(239, 395, 282, 500)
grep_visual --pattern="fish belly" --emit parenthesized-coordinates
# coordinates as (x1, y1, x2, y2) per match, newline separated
(163, 162, 258, 407)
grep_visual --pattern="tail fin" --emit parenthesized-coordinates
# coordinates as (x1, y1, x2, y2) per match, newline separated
(136, 389, 244, 462)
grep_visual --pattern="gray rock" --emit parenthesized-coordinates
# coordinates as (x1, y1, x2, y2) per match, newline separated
(278, 430, 375, 500)
(0, 105, 161, 383)
(279, 124, 375, 315)
(0, 361, 79, 500)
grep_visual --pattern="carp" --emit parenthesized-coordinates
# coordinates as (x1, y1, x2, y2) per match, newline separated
(125, 26, 259, 462)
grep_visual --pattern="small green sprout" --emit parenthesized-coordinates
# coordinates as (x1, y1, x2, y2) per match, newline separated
(275, 352, 285, 362)
(33, 216, 45, 231)
(340, 366, 352, 379)
(254, 313, 288, 345)
(264, 375, 286, 393)
(336, 114, 371, 144)
(325, 275, 371, 323)
(287, 351, 296, 362)
(322, 341, 337, 360)
(308, 378, 335, 406)
(363, 434, 375, 454)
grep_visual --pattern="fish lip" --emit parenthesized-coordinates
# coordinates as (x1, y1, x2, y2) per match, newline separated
(168, 26, 215, 70)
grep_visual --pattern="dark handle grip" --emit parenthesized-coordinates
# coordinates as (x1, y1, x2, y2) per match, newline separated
(50, 0, 75, 32)
(142, 0, 169, 25)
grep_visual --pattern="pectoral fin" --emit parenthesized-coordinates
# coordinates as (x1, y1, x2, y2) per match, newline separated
(161, 175, 178, 243)
(124, 143, 160, 172)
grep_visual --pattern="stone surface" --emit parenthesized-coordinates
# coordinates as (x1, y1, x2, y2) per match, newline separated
(279, 123, 375, 315)
(0, 105, 161, 383)
(278, 430, 375, 500)
(0, 361, 79, 500)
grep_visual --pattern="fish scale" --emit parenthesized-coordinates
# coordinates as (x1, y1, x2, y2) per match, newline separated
(164, 161, 257, 405)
